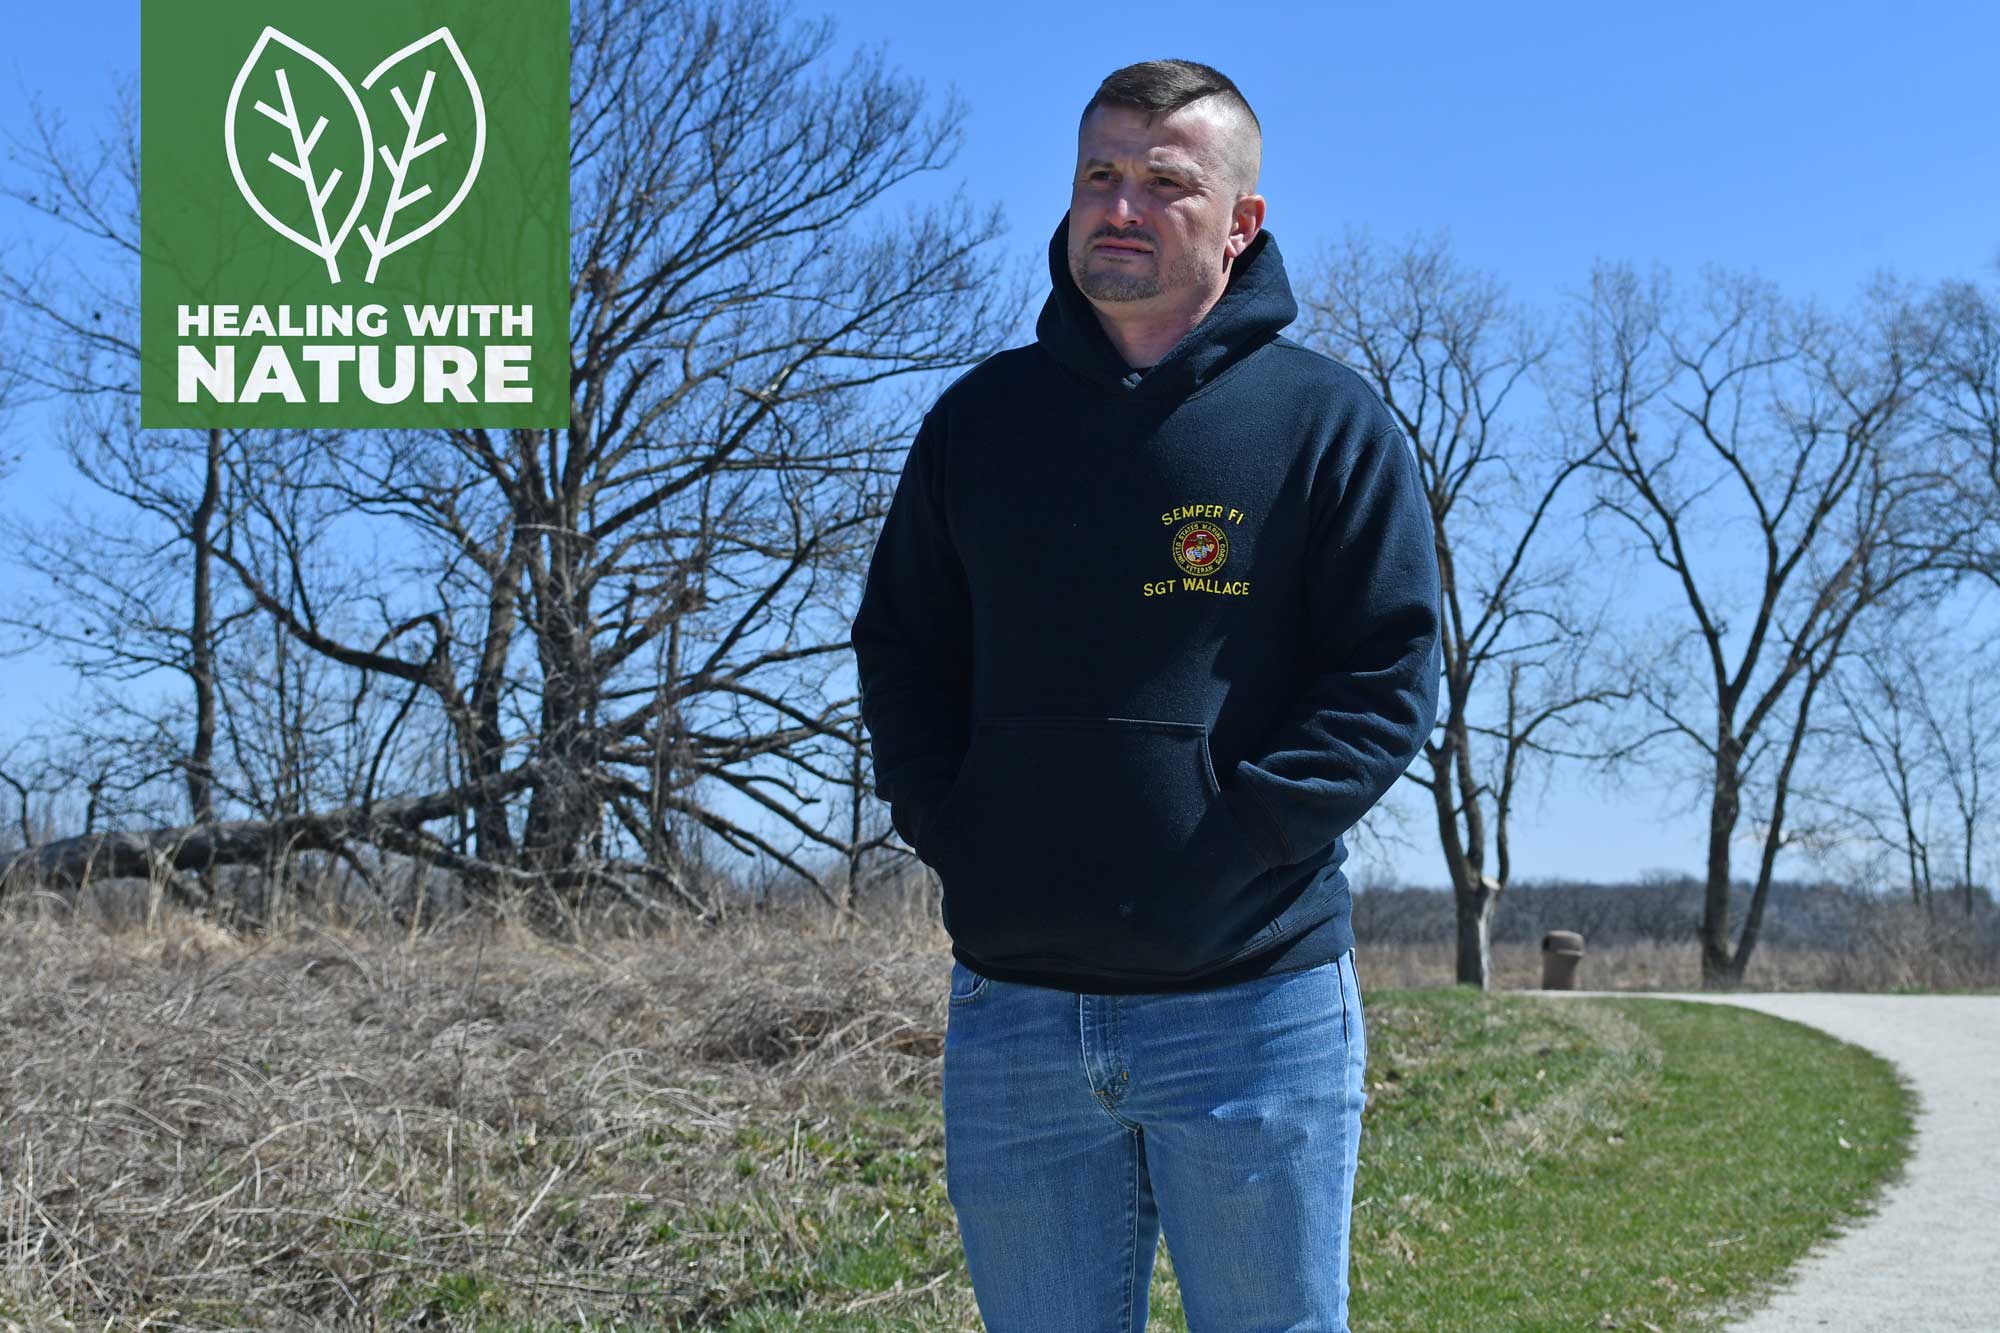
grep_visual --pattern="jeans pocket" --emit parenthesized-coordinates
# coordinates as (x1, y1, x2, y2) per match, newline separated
(948, 958, 990, 1005)
(1341, 949, 1363, 1054)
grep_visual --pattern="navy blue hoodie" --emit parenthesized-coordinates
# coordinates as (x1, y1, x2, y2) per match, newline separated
(850, 211, 1441, 994)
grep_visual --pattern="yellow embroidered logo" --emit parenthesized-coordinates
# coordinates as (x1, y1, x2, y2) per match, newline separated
(1143, 503, 1253, 598)
(1172, 520, 1228, 575)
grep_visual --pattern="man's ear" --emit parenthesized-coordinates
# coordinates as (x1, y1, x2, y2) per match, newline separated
(1228, 194, 1267, 258)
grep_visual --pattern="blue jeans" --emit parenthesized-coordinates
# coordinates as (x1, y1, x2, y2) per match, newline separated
(942, 947, 1368, 1332)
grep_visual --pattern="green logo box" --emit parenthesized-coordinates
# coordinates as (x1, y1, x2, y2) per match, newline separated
(141, 0, 569, 428)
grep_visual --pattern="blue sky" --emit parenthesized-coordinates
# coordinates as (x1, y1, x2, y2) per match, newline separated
(826, 0, 2000, 311)
(4, 0, 1997, 889)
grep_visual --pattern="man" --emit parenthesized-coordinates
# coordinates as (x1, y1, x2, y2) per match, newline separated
(849, 58, 1441, 1332)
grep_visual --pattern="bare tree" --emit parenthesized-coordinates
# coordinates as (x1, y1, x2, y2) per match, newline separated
(1901, 269, 2000, 921)
(1816, 608, 2000, 919)
(1919, 275, 1999, 494)
(203, 0, 1026, 907)
(1820, 628, 1946, 914)
(1, 0, 1028, 925)
(0, 87, 383, 900)
(1569, 262, 1969, 986)
(1298, 230, 1626, 989)
(0, 82, 246, 833)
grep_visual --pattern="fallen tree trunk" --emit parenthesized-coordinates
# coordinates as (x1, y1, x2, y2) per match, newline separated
(0, 765, 545, 891)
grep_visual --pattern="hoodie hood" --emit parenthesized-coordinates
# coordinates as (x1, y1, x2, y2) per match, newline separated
(1035, 209, 1299, 400)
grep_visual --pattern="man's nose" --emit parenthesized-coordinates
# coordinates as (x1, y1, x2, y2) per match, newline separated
(1103, 187, 1143, 230)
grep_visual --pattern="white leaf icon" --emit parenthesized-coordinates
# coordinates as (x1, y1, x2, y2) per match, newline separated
(224, 27, 374, 285)
(356, 28, 486, 285)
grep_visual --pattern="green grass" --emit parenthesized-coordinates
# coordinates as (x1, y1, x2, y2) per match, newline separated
(669, 990, 1915, 1332)
(1323, 989, 1917, 1332)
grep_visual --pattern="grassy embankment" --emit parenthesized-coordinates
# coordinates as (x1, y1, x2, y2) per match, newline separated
(0, 893, 1915, 1331)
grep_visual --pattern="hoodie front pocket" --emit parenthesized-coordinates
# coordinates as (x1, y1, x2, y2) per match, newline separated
(930, 715, 1272, 972)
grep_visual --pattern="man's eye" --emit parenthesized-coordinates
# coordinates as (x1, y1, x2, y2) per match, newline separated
(1154, 176, 1178, 187)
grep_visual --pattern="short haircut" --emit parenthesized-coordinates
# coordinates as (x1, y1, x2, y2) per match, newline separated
(1079, 59, 1262, 197)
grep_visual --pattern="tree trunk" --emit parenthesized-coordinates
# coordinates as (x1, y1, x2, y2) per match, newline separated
(1427, 738, 1499, 990)
(523, 636, 601, 874)
(1701, 735, 1742, 989)
(0, 762, 545, 889)
(186, 428, 222, 824)
(1454, 878, 1497, 989)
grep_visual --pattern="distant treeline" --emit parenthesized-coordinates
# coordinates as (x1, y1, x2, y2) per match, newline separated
(1355, 876, 2000, 953)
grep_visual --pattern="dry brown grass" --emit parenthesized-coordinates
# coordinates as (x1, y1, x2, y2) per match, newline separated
(0, 876, 974, 1330)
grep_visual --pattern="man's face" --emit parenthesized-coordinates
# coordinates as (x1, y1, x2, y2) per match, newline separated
(1067, 99, 1254, 310)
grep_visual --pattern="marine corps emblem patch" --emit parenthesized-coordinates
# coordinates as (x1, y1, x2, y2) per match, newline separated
(1172, 520, 1228, 576)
